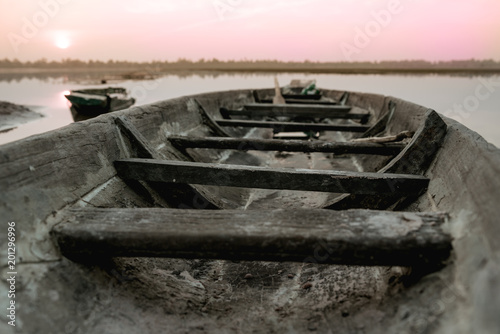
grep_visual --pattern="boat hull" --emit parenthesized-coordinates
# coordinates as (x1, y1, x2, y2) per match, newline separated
(65, 87, 136, 119)
(0, 88, 499, 333)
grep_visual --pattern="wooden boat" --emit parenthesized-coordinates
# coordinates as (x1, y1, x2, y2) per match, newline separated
(64, 87, 135, 120)
(1, 83, 499, 333)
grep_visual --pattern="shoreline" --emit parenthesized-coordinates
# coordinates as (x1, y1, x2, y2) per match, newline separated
(0, 101, 45, 133)
(1, 67, 500, 76)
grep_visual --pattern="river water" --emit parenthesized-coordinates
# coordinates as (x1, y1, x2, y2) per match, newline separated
(0, 72, 499, 147)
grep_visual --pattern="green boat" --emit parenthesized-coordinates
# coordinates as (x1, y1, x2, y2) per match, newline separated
(64, 87, 135, 119)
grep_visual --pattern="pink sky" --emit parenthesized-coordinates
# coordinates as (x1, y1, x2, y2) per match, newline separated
(1, 0, 499, 62)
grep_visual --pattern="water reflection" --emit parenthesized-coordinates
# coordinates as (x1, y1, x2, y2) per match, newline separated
(0, 72, 499, 147)
(0, 70, 300, 84)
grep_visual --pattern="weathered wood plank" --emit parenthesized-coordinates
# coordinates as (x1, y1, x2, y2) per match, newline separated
(252, 90, 336, 104)
(282, 93, 322, 100)
(168, 136, 405, 155)
(381, 110, 447, 174)
(114, 159, 429, 195)
(115, 115, 221, 209)
(243, 103, 351, 113)
(216, 119, 370, 132)
(192, 98, 231, 137)
(220, 107, 369, 122)
(338, 91, 350, 105)
(326, 109, 448, 210)
(52, 208, 451, 267)
(257, 98, 338, 105)
(359, 100, 396, 138)
(115, 116, 158, 159)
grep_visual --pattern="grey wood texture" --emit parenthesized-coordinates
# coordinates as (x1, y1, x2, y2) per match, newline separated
(216, 119, 370, 132)
(168, 136, 405, 155)
(114, 159, 429, 195)
(52, 208, 451, 266)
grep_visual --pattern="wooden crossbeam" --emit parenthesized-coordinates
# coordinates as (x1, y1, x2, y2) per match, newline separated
(168, 136, 405, 155)
(114, 159, 429, 195)
(243, 103, 351, 113)
(193, 98, 231, 137)
(114, 115, 221, 209)
(256, 98, 338, 105)
(282, 93, 322, 100)
(253, 90, 334, 105)
(216, 119, 370, 133)
(115, 116, 159, 159)
(52, 208, 451, 267)
(220, 107, 369, 122)
(327, 110, 448, 210)
(359, 101, 396, 138)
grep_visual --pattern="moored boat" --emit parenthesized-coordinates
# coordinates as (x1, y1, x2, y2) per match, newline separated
(0, 83, 499, 333)
(64, 87, 135, 120)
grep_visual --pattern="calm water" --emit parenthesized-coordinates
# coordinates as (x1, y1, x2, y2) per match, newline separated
(0, 72, 499, 147)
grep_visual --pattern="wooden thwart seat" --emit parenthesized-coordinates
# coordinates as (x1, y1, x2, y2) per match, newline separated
(168, 136, 405, 155)
(220, 107, 369, 122)
(51, 208, 451, 267)
(114, 159, 429, 195)
(326, 109, 448, 210)
(282, 93, 322, 100)
(252, 90, 340, 105)
(243, 103, 351, 113)
(255, 98, 338, 105)
(216, 119, 370, 132)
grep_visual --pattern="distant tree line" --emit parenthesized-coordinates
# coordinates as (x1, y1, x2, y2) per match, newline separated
(1, 58, 500, 71)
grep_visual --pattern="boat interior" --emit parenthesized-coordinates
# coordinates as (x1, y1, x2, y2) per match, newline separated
(1, 84, 499, 333)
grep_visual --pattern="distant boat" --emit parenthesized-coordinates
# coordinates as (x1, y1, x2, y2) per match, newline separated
(64, 87, 135, 120)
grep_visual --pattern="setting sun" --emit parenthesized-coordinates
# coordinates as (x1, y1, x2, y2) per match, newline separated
(55, 36, 71, 49)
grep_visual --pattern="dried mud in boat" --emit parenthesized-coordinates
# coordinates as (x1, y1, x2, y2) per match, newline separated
(0, 87, 499, 333)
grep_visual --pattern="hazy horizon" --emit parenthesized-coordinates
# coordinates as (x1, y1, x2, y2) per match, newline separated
(1, 0, 500, 63)
(3, 58, 500, 65)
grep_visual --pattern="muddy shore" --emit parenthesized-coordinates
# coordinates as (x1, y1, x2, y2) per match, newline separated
(0, 101, 45, 133)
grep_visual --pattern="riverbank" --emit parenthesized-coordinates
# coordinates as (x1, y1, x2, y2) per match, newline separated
(1, 66, 500, 76)
(2, 66, 499, 87)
